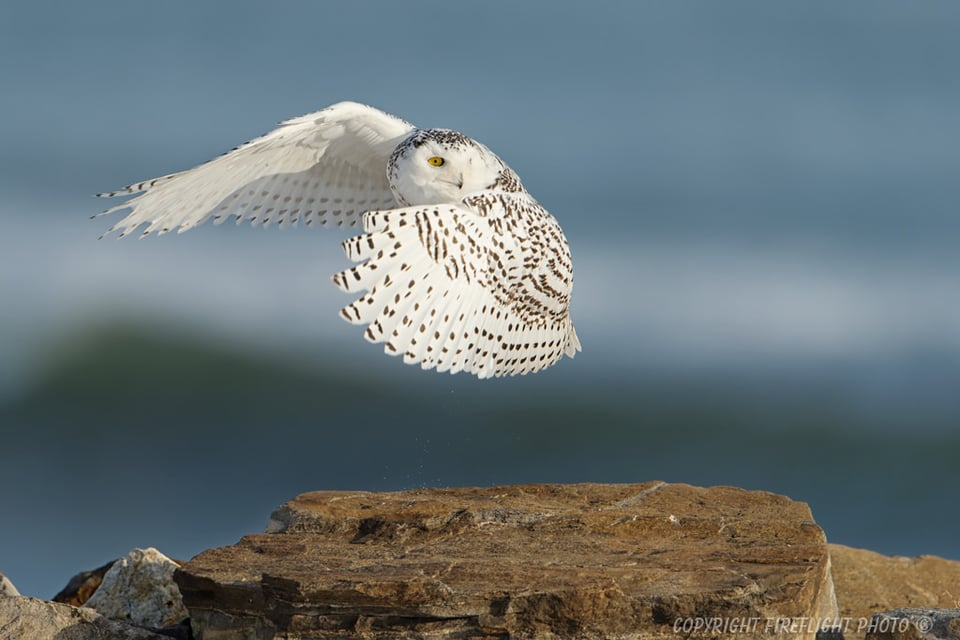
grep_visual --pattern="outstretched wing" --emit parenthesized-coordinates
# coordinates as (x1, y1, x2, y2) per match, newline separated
(332, 202, 580, 378)
(96, 101, 415, 237)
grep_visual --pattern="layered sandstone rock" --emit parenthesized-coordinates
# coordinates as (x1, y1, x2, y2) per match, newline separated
(830, 544, 960, 640)
(176, 482, 837, 639)
(52, 559, 115, 607)
(831, 545, 960, 618)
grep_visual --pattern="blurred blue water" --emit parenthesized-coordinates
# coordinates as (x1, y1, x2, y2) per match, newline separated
(1, 1, 958, 598)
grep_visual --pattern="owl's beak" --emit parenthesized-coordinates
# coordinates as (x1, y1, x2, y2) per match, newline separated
(440, 174, 464, 191)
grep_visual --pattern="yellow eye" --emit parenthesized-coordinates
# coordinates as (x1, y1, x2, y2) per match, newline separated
(427, 156, 445, 167)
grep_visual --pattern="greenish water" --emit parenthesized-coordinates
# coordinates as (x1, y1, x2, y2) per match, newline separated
(2, 324, 957, 598)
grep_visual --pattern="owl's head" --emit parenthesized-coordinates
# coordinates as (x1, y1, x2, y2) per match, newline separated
(387, 129, 505, 206)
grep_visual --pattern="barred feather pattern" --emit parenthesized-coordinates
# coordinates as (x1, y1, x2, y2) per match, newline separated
(95, 101, 580, 378)
(332, 192, 580, 379)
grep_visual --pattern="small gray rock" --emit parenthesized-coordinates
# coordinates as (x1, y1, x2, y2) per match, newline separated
(0, 595, 169, 639)
(865, 608, 960, 640)
(0, 571, 19, 597)
(83, 547, 188, 628)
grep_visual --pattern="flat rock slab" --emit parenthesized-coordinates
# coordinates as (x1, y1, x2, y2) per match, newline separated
(176, 482, 836, 639)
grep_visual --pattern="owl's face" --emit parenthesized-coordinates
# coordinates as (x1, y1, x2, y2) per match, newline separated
(388, 129, 504, 206)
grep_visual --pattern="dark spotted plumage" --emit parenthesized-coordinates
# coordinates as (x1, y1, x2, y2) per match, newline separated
(333, 195, 578, 377)
(96, 101, 579, 378)
(489, 167, 525, 193)
(336, 123, 579, 378)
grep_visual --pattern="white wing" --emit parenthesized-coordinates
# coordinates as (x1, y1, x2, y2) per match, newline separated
(332, 203, 580, 379)
(96, 101, 415, 237)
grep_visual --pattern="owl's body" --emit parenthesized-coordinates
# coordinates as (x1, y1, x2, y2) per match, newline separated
(97, 102, 579, 378)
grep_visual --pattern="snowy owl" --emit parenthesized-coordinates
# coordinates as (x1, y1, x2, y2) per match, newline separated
(96, 102, 580, 378)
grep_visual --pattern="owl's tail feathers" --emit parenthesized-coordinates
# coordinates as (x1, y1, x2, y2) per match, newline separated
(565, 325, 582, 358)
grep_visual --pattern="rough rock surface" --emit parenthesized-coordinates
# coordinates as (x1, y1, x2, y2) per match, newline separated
(0, 595, 170, 639)
(0, 572, 19, 598)
(53, 559, 116, 606)
(176, 482, 837, 639)
(84, 547, 188, 628)
(865, 608, 960, 640)
(831, 544, 960, 639)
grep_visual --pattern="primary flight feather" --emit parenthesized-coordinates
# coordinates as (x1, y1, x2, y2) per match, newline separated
(96, 101, 580, 378)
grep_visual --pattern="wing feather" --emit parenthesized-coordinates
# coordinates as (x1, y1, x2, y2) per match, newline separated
(96, 102, 414, 237)
(333, 202, 578, 378)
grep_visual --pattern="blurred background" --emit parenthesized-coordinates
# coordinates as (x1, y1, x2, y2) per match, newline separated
(2, 1, 958, 599)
